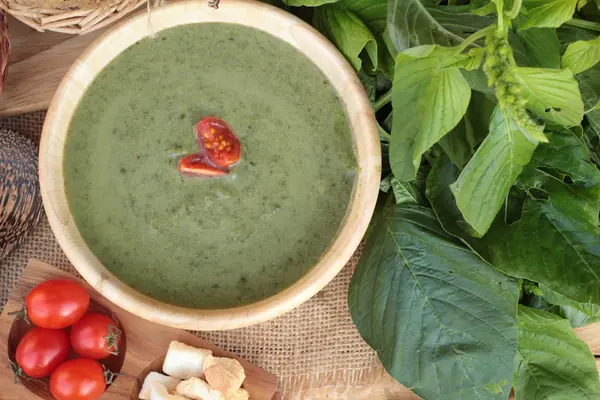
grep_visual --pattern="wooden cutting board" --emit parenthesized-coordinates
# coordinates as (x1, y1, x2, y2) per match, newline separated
(0, 259, 278, 400)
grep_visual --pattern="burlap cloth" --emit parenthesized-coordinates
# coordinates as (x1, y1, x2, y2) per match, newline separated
(0, 111, 389, 399)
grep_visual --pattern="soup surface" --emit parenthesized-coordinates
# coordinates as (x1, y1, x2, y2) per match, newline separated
(64, 23, 356, 308)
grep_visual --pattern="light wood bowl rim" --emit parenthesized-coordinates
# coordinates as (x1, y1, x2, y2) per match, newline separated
(39, 0, 381, 330)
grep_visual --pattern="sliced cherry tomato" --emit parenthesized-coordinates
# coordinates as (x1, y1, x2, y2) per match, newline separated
(50, 358, 107, 400)
(178, 153, 228, 177)
(15, 327, 70, 378)
(194, 117, 241, 168)
(24, 279, 90, 329)
(70, 313, 122, 360)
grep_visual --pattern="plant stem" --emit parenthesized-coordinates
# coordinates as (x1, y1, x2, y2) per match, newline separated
(454, 25, 494, 54)
(504, 0, 522, 19)
(495, 0, 504, 30)
(378, 123, 391, 142)
(374, 89, 392, 112)
(565, 18, 600, 32)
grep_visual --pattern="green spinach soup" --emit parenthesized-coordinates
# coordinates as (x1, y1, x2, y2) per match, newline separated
(64, 23, 356, 309)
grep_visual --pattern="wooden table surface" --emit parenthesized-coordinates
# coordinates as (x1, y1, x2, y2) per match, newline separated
(0, 15, 109, 116)
(2, 14, 600, 399)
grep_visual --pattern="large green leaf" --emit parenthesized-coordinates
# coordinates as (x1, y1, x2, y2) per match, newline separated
(349, 202, 518, 400)
(387, 0, 493, 51)
(526, 128, 600, 188)
(486, 179, 600, 305)
(588, 110, 600, 139)
(438, 120, 474, 169)
(512, 67, 584, 127)
(580, 124, 600, 165)
(520, 0, 579, 30)
(313, 6, 378, 71)
(513, 306, 600, 399)
(450, 106, 538, 237)
(541, 285, 600, 328)
(426, 153, 494, 260)
(387, 2, 530, 63)
(558, 27, 600, 113)
(438, 91, 497, 168)
(391, 178, 425, 205)
(563, 35, 600, 74)
(427, 154, 477, 236)
(382, 174, 426, 205)
(578, 64, 600, 113)
(359, 69, 376, 102)
(466, 91, 497, 145)
(515, 27, 561, 68)
(390, 46, 470, 181)
(386, 1, 530, 92)
(338, 0, 387, 35)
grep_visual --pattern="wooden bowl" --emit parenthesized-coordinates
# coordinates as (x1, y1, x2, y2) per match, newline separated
(39, 0, 380, 330)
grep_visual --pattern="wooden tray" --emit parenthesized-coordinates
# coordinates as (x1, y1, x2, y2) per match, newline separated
(0, 259, 278, 399)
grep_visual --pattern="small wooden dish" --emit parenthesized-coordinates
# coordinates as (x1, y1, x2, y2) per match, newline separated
(0, 259, 278, 399)
(39, 0, 380, 331)
(7, 299, 128, 399)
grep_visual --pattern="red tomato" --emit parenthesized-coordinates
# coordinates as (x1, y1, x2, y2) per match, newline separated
(70, 313, 122, 360)
(178, 153, 228, 177)
(15, 327, 70, 378)
(50, 358, 106, 400)
(25, 279, 90, 329)
(194, 117, 241, 168)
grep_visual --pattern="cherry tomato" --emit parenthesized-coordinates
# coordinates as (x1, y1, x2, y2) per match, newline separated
(178, 153, 228, 177)
(15, 327, 70, 378)
(194, 117, 241, 168)
(25, 279, 90, 329)
(50, 358, 106, 400)
(70, 313, 122, 360)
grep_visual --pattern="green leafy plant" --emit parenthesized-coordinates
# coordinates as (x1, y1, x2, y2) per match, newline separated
(277, 0, 600, 398)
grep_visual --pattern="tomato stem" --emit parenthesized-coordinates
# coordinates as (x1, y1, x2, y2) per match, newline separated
(7, 305, 30, 324)
(104, 324, 122, 355)
(9, 360, 23, 384)
(103, 365, 123, 385)
(9, 360, 47, 387)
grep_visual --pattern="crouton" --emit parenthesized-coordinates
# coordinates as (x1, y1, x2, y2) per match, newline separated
(162, 341, 213, 379)
(148, 382, 188, 400)
(176, 376, 223, 400)
(227, 388, 249, 400)
(203, 356, 245, 396)
(139, 372, 181, 399)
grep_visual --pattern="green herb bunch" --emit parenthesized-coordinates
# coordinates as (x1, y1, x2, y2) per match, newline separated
(279, 0, 600, 398)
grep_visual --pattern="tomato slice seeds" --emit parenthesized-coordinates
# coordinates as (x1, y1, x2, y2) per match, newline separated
(194, 117, 241, 168)
(178, 117, 241, 178)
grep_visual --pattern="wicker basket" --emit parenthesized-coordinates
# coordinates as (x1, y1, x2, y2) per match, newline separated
(0, 0, 147, 34)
